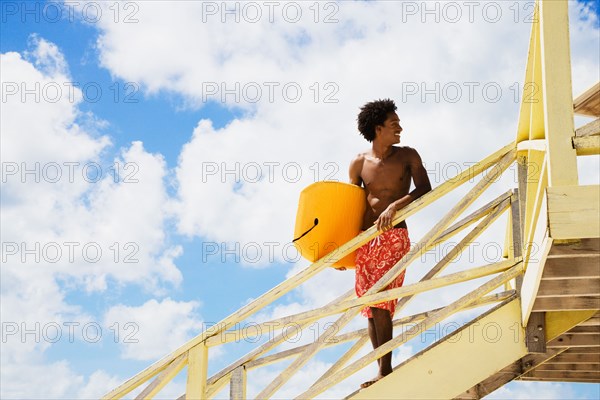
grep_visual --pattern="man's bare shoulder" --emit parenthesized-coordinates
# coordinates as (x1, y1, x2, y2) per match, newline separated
(394, 146, 421, 159)
(350, 152, 368, 165)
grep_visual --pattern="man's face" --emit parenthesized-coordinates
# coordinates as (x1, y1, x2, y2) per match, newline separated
(375, 112, 402, 144)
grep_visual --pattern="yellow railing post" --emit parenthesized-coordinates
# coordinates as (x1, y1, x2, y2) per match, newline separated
(187, 343, 209, 400)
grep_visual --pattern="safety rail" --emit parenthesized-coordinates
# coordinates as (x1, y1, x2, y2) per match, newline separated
(103, 142, 524, 399)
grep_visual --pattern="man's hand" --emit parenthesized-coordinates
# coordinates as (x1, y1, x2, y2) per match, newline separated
(375, 204, 397, 231)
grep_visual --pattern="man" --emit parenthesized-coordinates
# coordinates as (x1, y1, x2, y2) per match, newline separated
(349, 99, 431, 388)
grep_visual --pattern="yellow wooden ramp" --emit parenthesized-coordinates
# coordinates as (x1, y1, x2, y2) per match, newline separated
(347, 299, 527, 400)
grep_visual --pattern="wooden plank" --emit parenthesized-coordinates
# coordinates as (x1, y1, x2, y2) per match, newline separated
(186, 344, 208, 400)
(548, 334, 600, 348)
(134, 354, 187, 400)
(535, 363, 599, 372)
(258, 153, 518, 400)
(104, 144, 518, 400)
(573, 83, 600, 117)
(551, 353, 600, 363)
(548, 238, 600, 256)
(547, 185, 600, 240)
(521, 370, 600, 381)
(539, 0, 579, 186)
(574, 135, 600, 156)
(432, 191, 512, 247)
(542, 257, 600, 279)
(569, 326, 600, 334)
(229, 366, 246, 400)
(533, 296, 600, 312)
(575, 118, 600, 137)
(348, 299, 527, 400)
(521, 210, 552, 325)
(579, 314, 600, 326)
(515, 14, 539, 144)
(526, 312, 547, 353)
(563, 347, 600, 354)
(303, 267, 524, 399)
(537, 279, 600, 297)
(245, 292, 516, 371)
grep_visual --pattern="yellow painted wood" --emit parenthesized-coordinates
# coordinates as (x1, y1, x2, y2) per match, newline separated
(574, 135, 600, 156)
(529, 10, 545, 142)
(547, 185, 600, 239)
(298, 265, 523, 399)
(103, 142, 514, 399)
(229, 366, 246, 400)
(575, 118, 600, 137)
(311, 336, 369, 387)
(134, 354, 187, 400)
(186, 344, 208, 400)
(523, 151, 546, 251)
(348, 299, 527, 400)
(539, 0, 579, 186)
(293, 181, 366, 268)
(517, 139, 546, 152)
(516, 6, 539, 144)
(546, 311, 599, 342)
(255, 152, 516, 400)
(521, 195, 553, 326)
(244, 291, 516, 371)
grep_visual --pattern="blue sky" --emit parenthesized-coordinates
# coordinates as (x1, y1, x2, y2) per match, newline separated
(1, 1, 599, 398)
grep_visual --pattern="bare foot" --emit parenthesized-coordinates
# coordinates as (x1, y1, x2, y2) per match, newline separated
(360, 374, 385, 389)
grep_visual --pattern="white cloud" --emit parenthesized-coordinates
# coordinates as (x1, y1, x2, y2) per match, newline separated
(103, 297, 203, 361)
(1, 37, 182, 397)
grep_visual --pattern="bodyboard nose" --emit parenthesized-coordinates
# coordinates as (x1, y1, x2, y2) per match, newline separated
(293, 181, 366, 268)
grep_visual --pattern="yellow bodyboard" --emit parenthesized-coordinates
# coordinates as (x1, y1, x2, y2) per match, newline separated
(293, 181, 366, 268)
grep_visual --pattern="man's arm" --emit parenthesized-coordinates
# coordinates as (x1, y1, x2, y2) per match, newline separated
(349, 154, 364, 187)
(375, 148, 432, 231)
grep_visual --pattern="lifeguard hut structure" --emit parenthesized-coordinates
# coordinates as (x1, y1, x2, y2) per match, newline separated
(103, 0, 599, 398)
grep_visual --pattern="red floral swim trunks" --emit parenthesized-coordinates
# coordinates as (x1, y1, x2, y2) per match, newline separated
(355, 228, 411, 318)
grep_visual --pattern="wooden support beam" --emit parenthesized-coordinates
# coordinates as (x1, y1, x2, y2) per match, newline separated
(539, 0, 579, 186)
(526, 312, 546, 353)
(349, 298, 527, 400)
(135, 354, 187, 400)
(574, 135, 600, 156)
(533, 296, 600, 312)
(299, 265, 524, 399)
(244, 292, 516, 371)
(229, 366, 246, 400)
(204, 289, 355, 395)
(186, 344, 208, 400)
(432, 190, 512, 247)
(575, 118, 600, 137)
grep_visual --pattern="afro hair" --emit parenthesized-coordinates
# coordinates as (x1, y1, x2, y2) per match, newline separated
(357, 99, 397, 142)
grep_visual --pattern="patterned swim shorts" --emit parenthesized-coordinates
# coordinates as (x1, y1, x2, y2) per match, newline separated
(355, 228, 411, 318)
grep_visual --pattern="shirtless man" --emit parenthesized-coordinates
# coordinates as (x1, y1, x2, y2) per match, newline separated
(349, 99, 431, 388)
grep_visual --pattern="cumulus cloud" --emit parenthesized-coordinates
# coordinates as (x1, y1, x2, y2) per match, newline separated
(1, 37, 183, 397)
(103, 297, 203, 361)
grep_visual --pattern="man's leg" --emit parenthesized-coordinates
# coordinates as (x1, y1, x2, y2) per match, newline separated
(371, 307, 393, 376)
(367, 318, 381, 368)
(361, 307, 393, 388)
